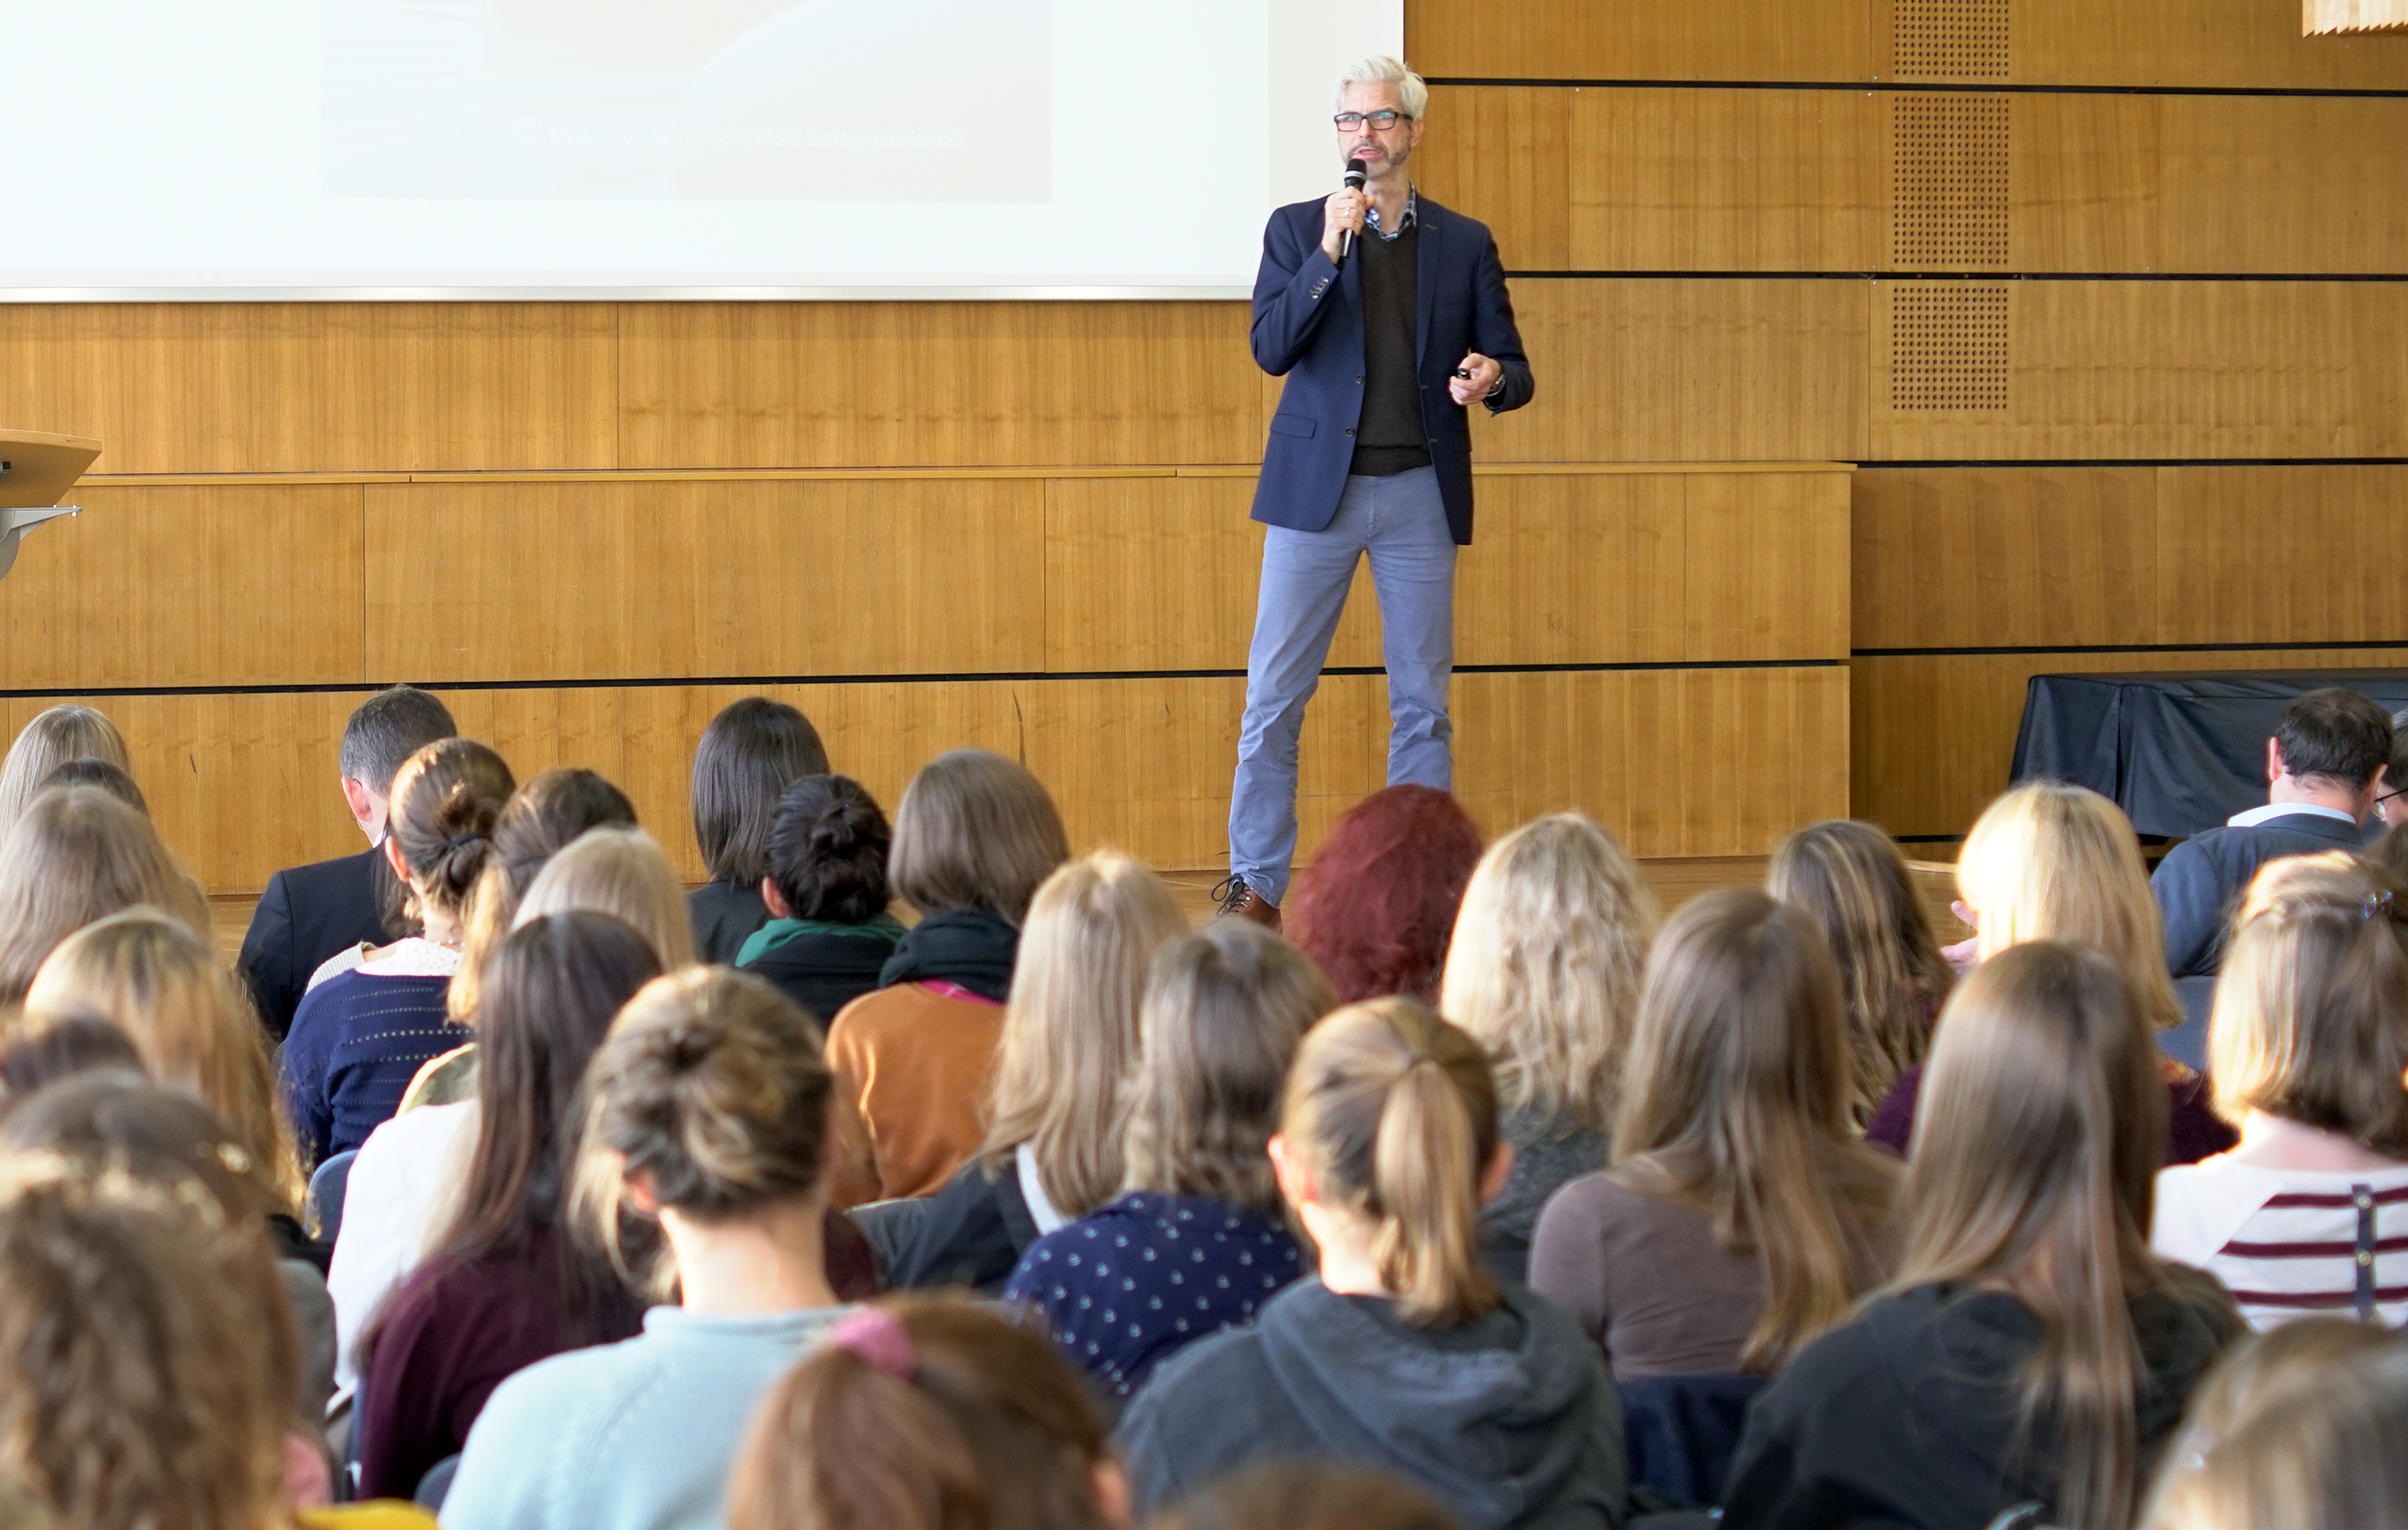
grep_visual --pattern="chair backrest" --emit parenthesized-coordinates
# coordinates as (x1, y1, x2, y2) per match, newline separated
(1620, 1372, 1767, 1510)
(416, 1453, 462, 1510)
(2165, 975, 2217, 1074)
(307, 1150, 359, 1246)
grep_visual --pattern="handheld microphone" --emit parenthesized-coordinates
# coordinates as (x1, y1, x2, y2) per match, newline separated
(1338, 158, 1367, 263)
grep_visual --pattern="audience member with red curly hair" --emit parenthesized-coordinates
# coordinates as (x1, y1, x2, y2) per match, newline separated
(1283, 785, 1483, 1005)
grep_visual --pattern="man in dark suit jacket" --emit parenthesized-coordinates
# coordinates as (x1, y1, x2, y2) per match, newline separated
(1217, 56, 1532, 926)
(239, 686, 456, 1039)
(2153, 686, 2394, 978)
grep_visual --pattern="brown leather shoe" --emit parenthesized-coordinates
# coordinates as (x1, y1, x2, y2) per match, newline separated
(1211, 875, 1282, 932)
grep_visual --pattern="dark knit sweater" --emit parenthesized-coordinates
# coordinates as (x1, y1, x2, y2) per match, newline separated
(1349, 218, 1427, 477)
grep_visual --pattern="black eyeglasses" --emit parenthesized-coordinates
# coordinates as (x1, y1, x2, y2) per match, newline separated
(1333, 110, 1408, 131)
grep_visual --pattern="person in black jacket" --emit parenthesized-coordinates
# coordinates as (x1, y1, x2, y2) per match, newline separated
(736, 776, 903, 1024)
(2152, 687, 2393, 979)
(1722, 943, 2243, 1530)
(237, 685, 455, 1039)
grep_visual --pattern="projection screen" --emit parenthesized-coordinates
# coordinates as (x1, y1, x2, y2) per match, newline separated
(0, 0, 1401, 300)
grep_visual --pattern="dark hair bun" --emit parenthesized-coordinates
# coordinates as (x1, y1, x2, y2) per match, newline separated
(768, 776, 892, 926)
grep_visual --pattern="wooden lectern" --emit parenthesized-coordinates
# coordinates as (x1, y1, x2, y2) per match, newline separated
(0, 430, 100, 583)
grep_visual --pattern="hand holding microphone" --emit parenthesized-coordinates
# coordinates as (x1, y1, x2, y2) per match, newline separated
(1320, 158, 1369, 265)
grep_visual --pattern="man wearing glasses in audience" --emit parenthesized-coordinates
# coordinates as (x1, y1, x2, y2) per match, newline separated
(1216, 54, 1533, 930)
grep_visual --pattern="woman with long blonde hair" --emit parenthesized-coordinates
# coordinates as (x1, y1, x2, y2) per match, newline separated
(1119, 998, 1627, 1530)
(891, 852, 1185, 1291)
(1441, 813, 1656, 1281)
(0, 786, 209, 1007)
(0, 704, 129, 839)
(1864, 780, 2237, 1165)
(1723, 942, 2243, 1530)
(1530, 888, 1896, 1380)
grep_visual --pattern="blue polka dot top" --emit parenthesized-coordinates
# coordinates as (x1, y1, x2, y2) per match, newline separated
(1003, 1191, 1306, 1399)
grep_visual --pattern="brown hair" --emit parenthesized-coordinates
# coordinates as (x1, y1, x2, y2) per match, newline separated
(1610, 887, 1898, 1372)
(1440, 812, 1657, 1137)
(727, 1296, 1113, 1530)
(386, 738, 515, 920)
(1897, 941, 2235, 1530)
(0, 1158, 300, 1530)
(2208, 853, 2408, 1154)
(513, 827, 698, 973)
(889, 751, 1069, 923)
(450, 767, 639, 1019)
(1152, 1464, 1471, 1530)
(1121, 923, 1334, 1219)
(0, 1017, 143, 1112)
(0, 788, 210, 1008)
(575, 967, 834, 1295)
(34, 759, 144, 819)
(1768, 819, 1955, 1124)
(982, 854, 1187, 1218)
(1281, 997, 1500, 1328)
(0, 708, 129, 841)
(693, 698, 830, 886)
(24, 910, 303, 1209)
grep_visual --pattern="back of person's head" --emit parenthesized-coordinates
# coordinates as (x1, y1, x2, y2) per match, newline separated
(451, 766, 641, 1018)
(767, 775, 892, 923)
(1957, 780, 2180, 1030)
(1439, 812, 1657, 1138)
(2144, 1325, 2408, 1530)
(1612, 886, 1891, 1370)
(385, 737, 514, 920)
(0, 1016, 143, 1114)
(2208, 854, 2408, 1154)
(889, 751, 1069, 923)
(1768, 819, 1954, 1123)
(727, 1296, 1116, 1530)
(1151, 1464, 1471, 1530)
(0, 789, 209, 1006)
(1122, 923, 1334, 1218)
(983, 854, 1186, 1219)
(1287, 785, 1483, 1005)
(23, 910, 301, 1206)
(2272, 687, 2394, 791)
(443, 912, 665, 1267)
(0, 1157, 300, 1530)
(514, 826, 698, 973)
(33, 759, 144, 818)
(338, 685, 456, 799)
(0, 707, 129, 840)
(693, 698, 830, 887)
(1898, 941, 2208, 1530)
(576, 967, 833, 1293)
(1278, 997, 1499, 1328)
(0, 1075, 287, 1231)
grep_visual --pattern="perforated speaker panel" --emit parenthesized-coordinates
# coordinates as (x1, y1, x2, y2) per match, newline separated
(1890, 284, 2010, 411)
(1893, 0, 2010, 78)
(1891, 94, 2010, 268)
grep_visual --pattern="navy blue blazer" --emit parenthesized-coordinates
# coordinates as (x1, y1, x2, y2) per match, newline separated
(2151, 810, 2366, 978)
(1248, 194, 1532, 545)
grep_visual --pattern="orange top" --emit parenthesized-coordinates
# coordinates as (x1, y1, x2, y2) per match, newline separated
(824, 981, 1006, 1207)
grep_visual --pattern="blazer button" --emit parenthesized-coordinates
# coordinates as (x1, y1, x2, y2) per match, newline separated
(1355, 375, 1365, 384)
(1344, 427, 1355, 436)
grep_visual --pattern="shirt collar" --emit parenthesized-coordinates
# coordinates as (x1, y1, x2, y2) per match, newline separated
(1364, 185, 1418, 240)
(2227, 801, 2358, 829)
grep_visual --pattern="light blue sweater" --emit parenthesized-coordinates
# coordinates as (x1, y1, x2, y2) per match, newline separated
(438, 1304, 852, 1530)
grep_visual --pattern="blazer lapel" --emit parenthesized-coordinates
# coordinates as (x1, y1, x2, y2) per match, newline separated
(1413, 199, 1441, 369)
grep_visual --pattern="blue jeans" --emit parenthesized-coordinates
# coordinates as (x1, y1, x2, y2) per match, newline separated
(1229, 465, 1455, 907)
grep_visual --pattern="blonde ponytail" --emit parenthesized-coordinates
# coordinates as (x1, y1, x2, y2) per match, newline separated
(1285, 998, 1499, 1329)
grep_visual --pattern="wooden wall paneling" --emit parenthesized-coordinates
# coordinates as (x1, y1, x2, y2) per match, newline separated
(0, 483, 365, 690)
(1850, 467, 2159, 649)
(1870, 279, 2408, 461)
(2008, 94, 2162, 273)
(2154, 465, 2408, 646)
(2012, 0, 2408, 89)
(2154, 96, 2408, 275)
(1569, 89, 1879, 272)
(1418, 88, 1572, 271)
(362, 478, 1047, 682)
(0, 304, 617, 475)
(1486, 279, 1871, 463)
(1681, 471, 1853, 661)
(1454, 474, 1689, 666)
(1407, 0, 1875, 83)
(615, 303, 1266, 471)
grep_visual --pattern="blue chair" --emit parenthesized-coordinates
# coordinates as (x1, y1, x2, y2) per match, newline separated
(307, 1150, 359, 1245)
(416, 1454, 461, 1510)
(1620, 1373, 1766, 1510)
(2163, 975, 2217, 1074)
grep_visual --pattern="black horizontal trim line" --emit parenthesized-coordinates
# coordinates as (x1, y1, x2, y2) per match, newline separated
(1506, 271, 2408, 281)
(1425, 76, 2408, 99)
(1856, 458, 2408, 468)
(1895, 834, 1967, 845)
(0, 657, 1845, 701)
(1854, 640, 2408, 659)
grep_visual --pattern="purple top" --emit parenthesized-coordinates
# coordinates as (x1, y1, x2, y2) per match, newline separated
(1867, 1062, 2238, 1166)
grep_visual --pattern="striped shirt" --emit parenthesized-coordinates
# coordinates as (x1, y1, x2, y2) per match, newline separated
(2153, 1153, 2408, 1330)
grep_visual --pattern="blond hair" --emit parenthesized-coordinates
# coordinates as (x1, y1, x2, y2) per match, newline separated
(23, 910, 303, 1209)
(982, 854, 1186, 1218)
(0, 788, 210, 1008)
(515, 827, 698, 974)
(1956, 781, 2182, 1032)
(1122, 923, 1333, 1218)
(888, 751, 1068, 923)
(1612, 888, 1898, 1371)
(1440, 813, 1657, 1137)
(0, 707, 129, 841)
(2208, 854, 2408, 1153)
(1898, 941, 2234, 1530)
(1282, 998, 1499, 1328)
(1768, 819, 1955, 1123)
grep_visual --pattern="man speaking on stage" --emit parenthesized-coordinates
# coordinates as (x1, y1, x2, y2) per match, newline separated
(1215, 55, 1534, 929)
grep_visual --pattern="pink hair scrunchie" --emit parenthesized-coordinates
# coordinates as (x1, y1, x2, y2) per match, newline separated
(826, 1307, 917, 1379)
